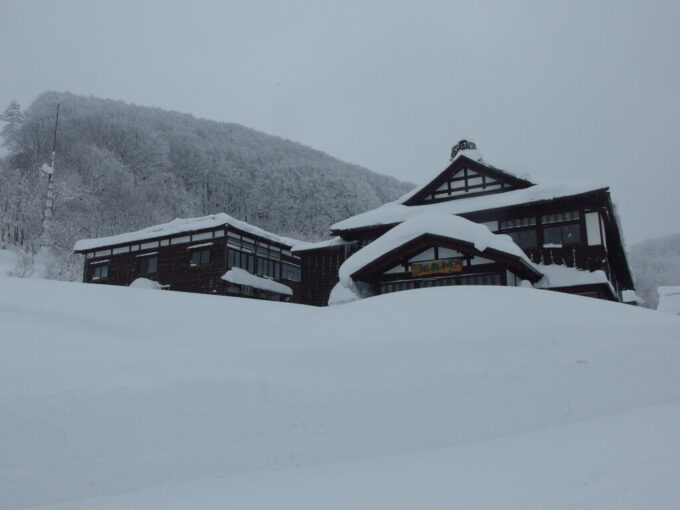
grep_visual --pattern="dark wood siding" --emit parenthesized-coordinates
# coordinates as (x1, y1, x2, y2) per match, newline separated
(80, 224, 304, 303)
(299, 244, 357, 307)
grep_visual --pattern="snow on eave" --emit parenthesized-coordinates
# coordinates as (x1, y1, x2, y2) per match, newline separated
(338, 213, 537, 286)
(292, 237, 357, 253)
(74, 213, 305, 252)
(533, 264, 616, 297)
(331, 182, 608, 234)
(221, 267, 293, 296)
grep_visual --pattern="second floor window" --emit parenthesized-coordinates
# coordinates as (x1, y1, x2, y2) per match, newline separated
(138, 256, 157, 274)
(544, 223, 581, 245)
(506, 229, 538, 249)
(190, 248, 211, 267)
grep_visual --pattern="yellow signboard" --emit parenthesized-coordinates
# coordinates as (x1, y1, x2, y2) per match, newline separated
(411, 259, 464, 277)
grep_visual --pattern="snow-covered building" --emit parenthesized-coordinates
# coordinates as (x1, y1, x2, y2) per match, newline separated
(295, 140, 635, 305)
(74, 214, 304, 302)
(657, 287, 680, 315)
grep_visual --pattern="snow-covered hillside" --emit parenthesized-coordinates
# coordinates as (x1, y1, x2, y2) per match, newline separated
(2, 275, 680, 509)
(0, 92, 413, 281)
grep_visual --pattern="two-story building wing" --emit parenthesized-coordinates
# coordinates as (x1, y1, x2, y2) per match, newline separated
(74, 213, 304, 302)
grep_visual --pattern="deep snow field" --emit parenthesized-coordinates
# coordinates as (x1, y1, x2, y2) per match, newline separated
(2, 256, 680, 509)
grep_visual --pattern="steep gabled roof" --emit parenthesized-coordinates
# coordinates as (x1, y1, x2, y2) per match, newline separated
(401, 150, 533, 206)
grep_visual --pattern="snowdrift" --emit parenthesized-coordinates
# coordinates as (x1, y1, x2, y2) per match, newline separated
(1, 277, 680, 509)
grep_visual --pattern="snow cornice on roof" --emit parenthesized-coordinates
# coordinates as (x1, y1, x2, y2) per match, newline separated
(74, 213, 305, 252)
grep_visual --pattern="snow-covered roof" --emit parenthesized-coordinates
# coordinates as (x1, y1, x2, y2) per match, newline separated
(332, 182, 607, 233)
(338, 213, 535, 286)
(657, 286, 680, 315)
(74, 213, 306, 251)
(291, 237, 357, 253)
(533, 264, 611, 290)
(221, 267, 293, 296)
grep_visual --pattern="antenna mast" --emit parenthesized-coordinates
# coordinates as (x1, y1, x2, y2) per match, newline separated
(39, 104, 60, 247)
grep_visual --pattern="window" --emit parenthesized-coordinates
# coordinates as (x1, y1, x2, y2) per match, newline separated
(171, 236, 190, 245)
(499, 217, 536, 230)
(542, 211, 580, 224)
(255, 256, 280, 278)
(228, 248, 254, 272)
(544, 223, 581, 245)
(191, 232, 213, 242)
(92, 264, 109, 280)
(282, 263, 301, 282)
(139, 256, 158, 274)
(506, 229, 538, 248)
(499, 217, 537, 249)
(190, 248, 211, 266)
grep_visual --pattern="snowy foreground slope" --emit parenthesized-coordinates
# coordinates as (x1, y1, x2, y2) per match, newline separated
(2, 277, 680, 509)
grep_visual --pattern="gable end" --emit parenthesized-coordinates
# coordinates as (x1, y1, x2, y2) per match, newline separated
(403, 156, 533, 206)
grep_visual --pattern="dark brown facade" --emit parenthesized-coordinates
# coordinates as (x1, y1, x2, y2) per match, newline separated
(76, 223, 303, 302)
(299, 152, 635, 306)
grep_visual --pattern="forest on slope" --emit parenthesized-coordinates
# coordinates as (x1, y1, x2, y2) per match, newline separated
(0, 92, 412, 279)
(629, 233, 680, 309)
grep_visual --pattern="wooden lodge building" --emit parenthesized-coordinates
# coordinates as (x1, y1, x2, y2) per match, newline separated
(293, 140, 635, 306)
(74, 140, 635, 307)
(73, 214, 303, 302)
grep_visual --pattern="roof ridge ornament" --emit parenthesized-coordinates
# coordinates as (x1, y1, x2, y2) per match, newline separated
(450, 139, 476, 161)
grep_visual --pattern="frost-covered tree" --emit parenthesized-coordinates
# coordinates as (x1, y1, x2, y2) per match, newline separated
(0, 91, 413, 280)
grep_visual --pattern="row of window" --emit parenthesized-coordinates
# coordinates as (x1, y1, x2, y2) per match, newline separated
(227, 232, 296, 260)
(503, 223, 581, 248)
(498, 211, 582, 249)
(90, 245, 301, 282)
(380, 273, 501, 294)
(499, 211, 579, 231)
(228, 248, 301, 282)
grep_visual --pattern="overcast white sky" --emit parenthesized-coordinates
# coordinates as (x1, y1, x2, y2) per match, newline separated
(1, 0, 679, 243)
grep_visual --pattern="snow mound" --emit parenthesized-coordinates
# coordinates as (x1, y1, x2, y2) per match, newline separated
(327, 281, 360, 305)
(129, 277, 164, 290)
(0, 248, 20, 276)
(534, 264, 611, 288)
(657, 286, 680, 315)
(2, 278, 680, 508)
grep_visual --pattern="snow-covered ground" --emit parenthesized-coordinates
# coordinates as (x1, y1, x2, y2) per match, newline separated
(0, 248, 20, 276)
(2, 272, 680, 509)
